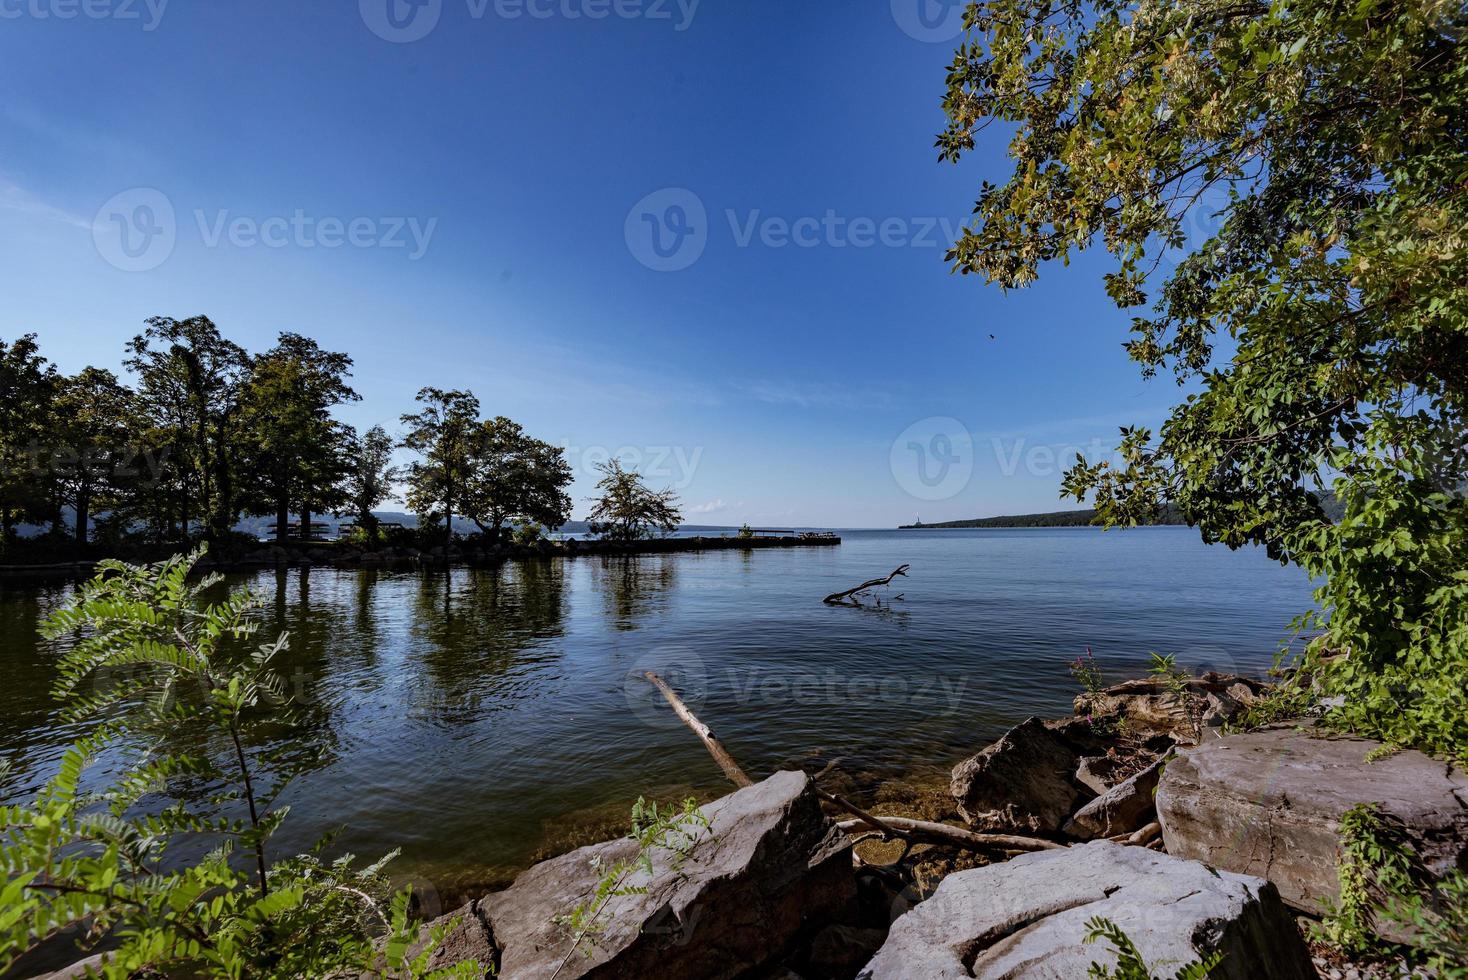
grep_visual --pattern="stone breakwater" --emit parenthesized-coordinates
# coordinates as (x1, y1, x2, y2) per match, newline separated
(0, 534, 842, 577)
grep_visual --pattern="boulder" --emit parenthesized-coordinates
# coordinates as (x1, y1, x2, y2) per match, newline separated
(857, 841, 1314, 980)
(1074, 755, 1123, 795)
(1076, 674, 1266, 739)
(1063, 758, 1164, 840)
(412, 771, 855, 979)
(1157, 728, 1468, 927)
(950, 718, 1091, 833)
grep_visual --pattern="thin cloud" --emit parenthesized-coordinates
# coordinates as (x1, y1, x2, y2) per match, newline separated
(0, 175, 90, 230)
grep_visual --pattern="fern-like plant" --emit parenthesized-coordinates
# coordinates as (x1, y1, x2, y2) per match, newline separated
(1083, 916, 1223, 980)
(0, 547, 481, 979)
(551, 796, 711, 978)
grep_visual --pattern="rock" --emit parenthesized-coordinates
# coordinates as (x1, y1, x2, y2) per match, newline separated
(1063, 758, 1164, 840)
(857, 840, 1314, 980)
(1076, 674, 1267, 738)
(950, 717, 1091, 833)
(413, 771, 855, 979)
(1074, 755, 1124, 795)
(1157, 728, 1468, 931)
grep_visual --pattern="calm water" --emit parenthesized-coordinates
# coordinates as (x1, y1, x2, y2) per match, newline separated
(0, 528, 1313, 902)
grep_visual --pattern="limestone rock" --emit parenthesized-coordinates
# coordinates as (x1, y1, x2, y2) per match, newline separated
(413, 770, 856, 979)
(1063, 758, 1164, 840)
(1157, 728, 1468, 929)
(858, 841, 1314, 980)
(950, 717, 1090, 833)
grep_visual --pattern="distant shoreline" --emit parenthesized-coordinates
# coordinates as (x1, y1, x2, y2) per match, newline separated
(898, 506, 1186, 530)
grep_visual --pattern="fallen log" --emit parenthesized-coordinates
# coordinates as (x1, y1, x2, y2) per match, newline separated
(640, 672, 1060, 856)
(644, 671, 753, 789)
(838, 817, 1063, 853)
(823, 565, 910, 605)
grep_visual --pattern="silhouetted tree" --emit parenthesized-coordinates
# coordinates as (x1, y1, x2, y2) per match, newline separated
(240, 334, 359, 543)
(341, 425, 400, 537)
(462, 417, 573, 542)
(586, 459, 682, 542)
(401, 388, 480, 548)
(0, 335, 58, 550)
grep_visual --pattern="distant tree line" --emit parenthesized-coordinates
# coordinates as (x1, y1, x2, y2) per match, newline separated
(0, 316, 680, 555)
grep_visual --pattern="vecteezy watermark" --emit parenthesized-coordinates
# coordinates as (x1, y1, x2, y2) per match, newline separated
(625, 188, 967, 272)
(563, 443, 703, 490)
(624, 188, 708, 273)
(92, 188, 439, 271)
(624, 646, 708, 729)
(0, 0, 168, 30)
(93, 188, 176, 273)
(890, 417, 974, 502)
(360, 0, 700, 43)
(990, 435, 1117, 479)
(890, 0, 966, 42)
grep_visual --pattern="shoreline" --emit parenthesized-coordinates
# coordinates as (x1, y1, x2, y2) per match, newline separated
(0, 533, 841, 579)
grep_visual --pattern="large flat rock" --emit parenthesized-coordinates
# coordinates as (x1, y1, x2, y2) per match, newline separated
(412, 770, 855, 979)
(1157, 728, 1468, 920)
(857, 841, 1313, 980)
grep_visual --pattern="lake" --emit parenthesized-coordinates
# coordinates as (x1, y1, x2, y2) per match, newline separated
(0, 527, 1314, 908)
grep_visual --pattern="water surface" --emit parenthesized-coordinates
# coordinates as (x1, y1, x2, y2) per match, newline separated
(0, 527, 1314, 900)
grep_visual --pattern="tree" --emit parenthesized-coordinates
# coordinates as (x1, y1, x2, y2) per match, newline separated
(936, 0, 1467, 753)
(586, 459, 682, 542)
(0, 335, 58, 550)
(462, 417, 573, 541)
(341, 425, 400, 536)
(400, 388, 480, 548)
(48, 368, 136, 546)
(125, 317, 251, 541)
(239, 334, 359, 543)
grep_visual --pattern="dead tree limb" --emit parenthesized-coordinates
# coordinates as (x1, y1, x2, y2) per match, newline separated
(823, 565, 910, 605)
(644, 672, 753, 788)
(837, 817, 1062, 853)
(641, 671, 1060, 856)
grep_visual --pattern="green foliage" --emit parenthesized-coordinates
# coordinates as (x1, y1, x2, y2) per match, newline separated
(1319, 802, 1468, 973)
(0, 548, 480, 978)
(237, 332, 360, 542)
(554, 797, 711, 966)
(462, 417, 574, 540)
(1083, 916, 1223, 980)
(737, 523, 754, 540)
(586, 459, 683, 542)
(1147, 654, 1206, 742)
(937, 0, 1468, 759)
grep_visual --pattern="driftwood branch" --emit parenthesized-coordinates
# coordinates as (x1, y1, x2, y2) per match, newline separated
(837, 817, 1062, 853)
(640, 671, 1060, 857)
(644, 672, 753, 788)
(823, 565, 910, 605)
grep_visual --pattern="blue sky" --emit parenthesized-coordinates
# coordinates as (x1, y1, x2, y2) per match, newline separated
(0, 0, 1183, 528)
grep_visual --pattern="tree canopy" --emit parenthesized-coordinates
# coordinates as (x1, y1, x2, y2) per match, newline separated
(586, 459, 683, 542)
(938, 0, 1467, 754)
(0, 324, 575, 557)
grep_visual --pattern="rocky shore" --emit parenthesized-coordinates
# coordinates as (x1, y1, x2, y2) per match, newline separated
(37, 673, 1468, 979)
(401, 673, 1466, 979)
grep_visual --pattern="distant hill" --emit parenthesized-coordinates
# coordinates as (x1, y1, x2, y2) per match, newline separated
(902, 495, 1344, 529)
(899, 508, 1179, 529)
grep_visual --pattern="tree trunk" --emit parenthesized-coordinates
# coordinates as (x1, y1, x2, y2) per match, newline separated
(75, 480, 90, 547)
(276, 493, 290, 545)
(301, 503, 313, 543)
